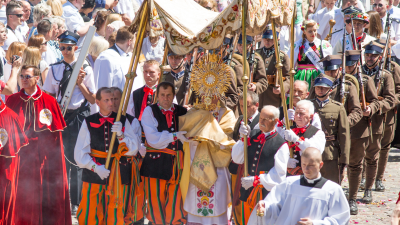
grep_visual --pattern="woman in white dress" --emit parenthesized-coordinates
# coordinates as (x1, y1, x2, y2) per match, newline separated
(141, 35, 165, 64)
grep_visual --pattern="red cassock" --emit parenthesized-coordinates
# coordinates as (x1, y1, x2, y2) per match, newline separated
(0, 99, 28, 225)
(6, 86, 72, 225)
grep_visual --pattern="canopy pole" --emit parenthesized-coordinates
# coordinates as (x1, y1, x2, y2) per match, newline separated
(241, 0, 249, 177)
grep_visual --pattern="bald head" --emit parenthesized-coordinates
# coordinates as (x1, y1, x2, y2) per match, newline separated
(301, 147, 324, 180)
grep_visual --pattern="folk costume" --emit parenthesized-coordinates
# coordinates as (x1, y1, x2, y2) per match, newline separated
(6, 86, 71, 225)
(42, 31, 96, 209)
(247, 175, 350, 225)
(0, 99, 28, 224)
(140, 101, 188, 224)
(74, 111, 142, 225)
(290, 21, 332, 88)
(179, 53, 236, 225)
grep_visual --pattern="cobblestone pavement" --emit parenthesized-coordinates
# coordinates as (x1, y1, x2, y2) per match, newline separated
(72, 148, 400, 225)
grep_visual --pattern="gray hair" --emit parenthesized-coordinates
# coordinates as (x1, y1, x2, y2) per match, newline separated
(262, 105, 280, 120)
(239, 91, 259, 105)
(89, 36, 109, 58)
(33, 3, 52, 24)
(52, 16, 65, 29)
(294, 80, 309, 91)
(296, 100, 315, 115)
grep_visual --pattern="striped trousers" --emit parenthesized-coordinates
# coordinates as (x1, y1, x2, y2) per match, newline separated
(77, 182, 130, 225)
(143, 177, 187, 225)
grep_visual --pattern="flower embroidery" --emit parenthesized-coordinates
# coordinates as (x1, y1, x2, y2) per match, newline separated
(196, 185, 215, 216)
(232, 4, 238, 11)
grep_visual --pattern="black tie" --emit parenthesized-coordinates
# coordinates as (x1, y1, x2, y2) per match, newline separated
(58, 62, 73, 101)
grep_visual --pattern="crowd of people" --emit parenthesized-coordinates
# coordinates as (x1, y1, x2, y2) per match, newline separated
(1, 0, 400, 224)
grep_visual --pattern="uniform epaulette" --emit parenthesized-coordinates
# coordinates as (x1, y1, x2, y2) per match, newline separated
(49, 61, 63, 67)
(331, 99, 342, 105)
(331, 29, 343, 35)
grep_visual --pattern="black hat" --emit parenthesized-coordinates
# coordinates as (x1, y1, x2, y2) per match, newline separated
(345, 50, 361, 66)
(262, 24, 279, 39)
(342, 6, 362, 15)
(363, 41, 384, 54)
(314, 75, 333, 88)
(168, 50, 184, 57)
(238, 35, 252, 44)
(319, 55, 342, 71)
(58, 31, 80, 45)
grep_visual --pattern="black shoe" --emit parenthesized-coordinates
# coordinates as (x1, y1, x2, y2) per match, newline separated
(359, 178, 365, 191)
(375, 179, 385, 192)
(133, 218, 144, 225)
(349, 199, 358, 215)
(362, 189, 373, 204)
(71, 205, 78, 216)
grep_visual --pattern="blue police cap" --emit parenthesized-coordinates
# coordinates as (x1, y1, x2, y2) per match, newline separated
(345, 50, 361, 66)
(363, 41, 384, 54)
(319, 55, 342, 71)
(342, 6, 362, 15)
(262, 24, 279, 39)
(58, 31, 80, 45)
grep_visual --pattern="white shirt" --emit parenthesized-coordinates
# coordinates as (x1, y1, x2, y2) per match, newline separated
(42, 59, 96, 110)
(114, 0, 135, 21)
(308, 6, 338, 25)
(381, 13, 400, 41)
(93, 44, 132, 91)
(332, 33, 377, 64)
(62, 1, 86, 55)
(276, 123, 326, 155)
(42, 43, 59, 65)
(231, 129, 290, 191)
(3, 26, 24, 51)
(17, 21, 29, 43)
(74, 114, 142, 170)
(0, 5, 6, 24)
(318, 8, 346, 41)
(141, 36, 165, 64)
(126, 84, 157, 117)
(247, 175, 350, 225)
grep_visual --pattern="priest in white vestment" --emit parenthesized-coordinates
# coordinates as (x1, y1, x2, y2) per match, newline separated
(248, 147, 350, 225)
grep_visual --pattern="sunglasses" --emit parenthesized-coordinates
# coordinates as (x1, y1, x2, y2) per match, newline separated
(204, 6, 212, 10)
(373, 3, 384, 7)
(60, 46, 73, 51)
(10, 14, 23, 18)
(41, 41, 48, 46)
(20, 74, 35, 80)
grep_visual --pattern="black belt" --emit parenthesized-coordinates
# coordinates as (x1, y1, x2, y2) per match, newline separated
(64, 99, 89, 123)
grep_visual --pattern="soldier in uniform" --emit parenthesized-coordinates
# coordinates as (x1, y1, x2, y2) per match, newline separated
(360, 41, 396, 203)
(256, 25, 291, 108)
(312, 75, 350, 184)
(375, 39, 400, 192)
(162, 51, 189, 105)
(311, 54, 363, 128)
(344, 50, 380, 215)
(236, 35, 268, 103)
(232, 105, 289, 225)
(42, 31, 96, 214)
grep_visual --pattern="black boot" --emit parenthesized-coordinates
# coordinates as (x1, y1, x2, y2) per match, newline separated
(375, 179, 385, 192)
(349, 199, 358, 215)
(359, 178, 365, 191)
(132, 218, 144, 225)
(362, 189, 373, 204)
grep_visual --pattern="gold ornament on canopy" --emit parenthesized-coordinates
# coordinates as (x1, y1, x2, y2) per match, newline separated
(191, 53, 231, 111)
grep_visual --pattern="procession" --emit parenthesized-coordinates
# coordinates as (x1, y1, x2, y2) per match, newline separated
(2, 0, 400, 224)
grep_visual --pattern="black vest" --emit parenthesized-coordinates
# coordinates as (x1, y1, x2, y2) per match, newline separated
(82, 112, 130, 185)
(229, 114, 260, 174)
(290, 125, 319, 169)
(239, 129, 285, 202)
(139, 104, 187, 180)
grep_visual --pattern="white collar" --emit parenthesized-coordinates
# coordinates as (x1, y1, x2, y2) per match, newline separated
(115, 44, 129, 57)
(24, 87, 37, 96)
(249, 110, 259, 122)
(264, 128, 276, 137)
(304, 173, 322, 184)
(99, 111, 112, 117)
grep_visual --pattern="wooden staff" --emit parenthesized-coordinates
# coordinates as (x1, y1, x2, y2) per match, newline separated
(271, 19, 292, 158)
(325, 20, 336, 41)
(288, 6, 296, 126)
(106, 0, 149, 168)
(241, 0, 249, 177)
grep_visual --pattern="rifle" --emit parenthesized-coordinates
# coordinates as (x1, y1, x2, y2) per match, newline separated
(225, 33, 239, 65)
(350, 18, 367, 110)
(340, 22, 346, 104)
(248, 39, 256, 84)
(376, 12, 391, 94)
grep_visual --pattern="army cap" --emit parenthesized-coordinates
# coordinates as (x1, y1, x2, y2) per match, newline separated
(238, 35, 253, 45)
(363, 41, 384, 54)
(58, 31, 80, 45)
(314, 75, 333, 88)
(345, 50, 361, 66)
(342, 6, 363, 15)
(319, 55, 342, 71)
(262, 24, 280, 39)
